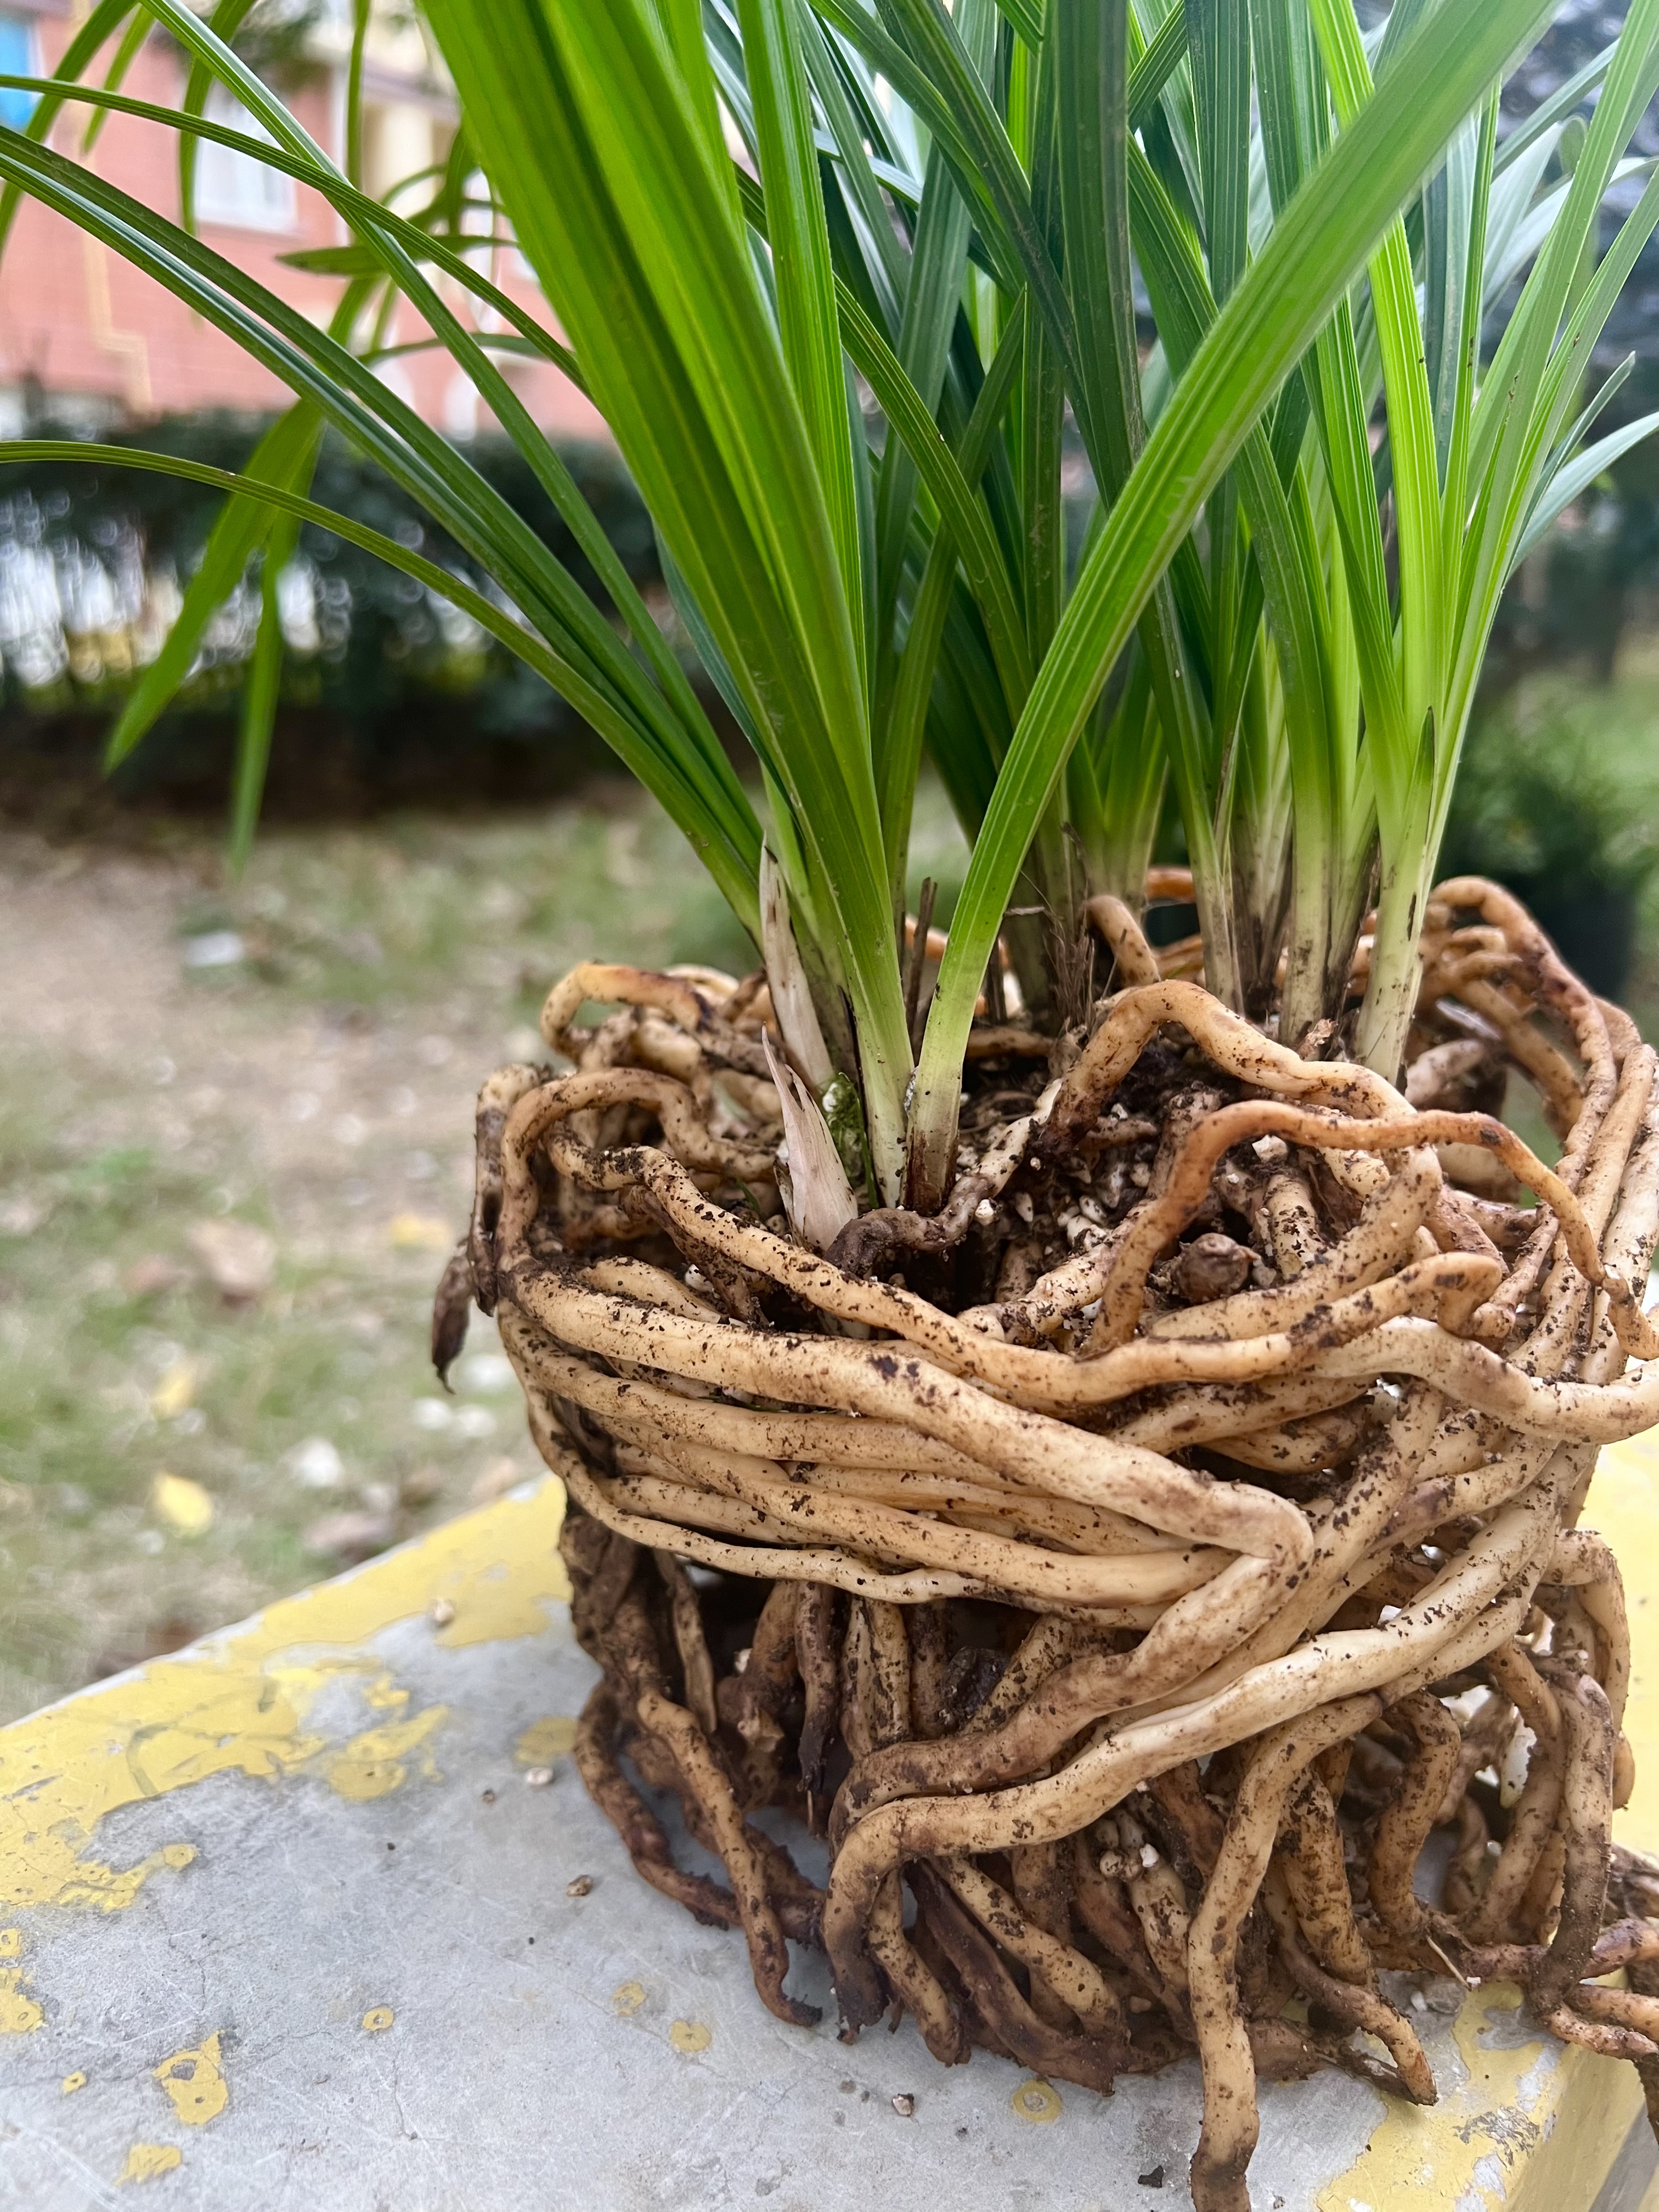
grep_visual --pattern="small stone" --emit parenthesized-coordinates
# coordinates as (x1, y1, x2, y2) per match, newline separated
(891, 2094, 915, 2118)
(182, 929, 245, 969)
(1410, 1990, 1428, 2013)
(187, 1217, 276, 1303)
(430, 1598, 456, 1627)
(1138, 1842, 1159, 1869)
(1171, 1232, 1252, 1304)
(733, 1647, 752, 1674)
(0, 1194, 45, 1248)
(301, 1509, 393, 1563)
(566, 1875, 594, 1897)
(524, 1767, 554, 1790)
(1137, 2167, 1165, 2190)
(289, 1437, 345, 1491)
(1251, 1133, 1289, 1164)
(481, 1788, 496, 1805)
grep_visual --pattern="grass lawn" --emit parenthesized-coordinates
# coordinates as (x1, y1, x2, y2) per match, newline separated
(0, 778, 969, 1723)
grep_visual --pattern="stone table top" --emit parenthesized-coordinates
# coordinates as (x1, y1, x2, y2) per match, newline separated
(7, 1442, 1659, 2212)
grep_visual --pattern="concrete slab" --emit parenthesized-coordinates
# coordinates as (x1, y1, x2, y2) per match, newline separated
(4, 1455, 1659, 2212)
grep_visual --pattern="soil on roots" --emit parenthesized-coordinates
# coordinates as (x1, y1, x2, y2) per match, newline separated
(438, 882, 1659, 2212)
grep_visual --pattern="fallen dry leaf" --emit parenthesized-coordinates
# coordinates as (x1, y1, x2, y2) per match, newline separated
(149, 1361, 198, 1420)
(151, 1471, 215, 1537)
(390, 1211, 453, 1251)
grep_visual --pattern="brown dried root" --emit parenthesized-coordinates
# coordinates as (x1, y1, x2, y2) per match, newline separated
(433, 881, 1659, 2212)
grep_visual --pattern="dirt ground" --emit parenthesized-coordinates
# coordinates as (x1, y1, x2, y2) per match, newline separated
(0, 787, 974, 1723)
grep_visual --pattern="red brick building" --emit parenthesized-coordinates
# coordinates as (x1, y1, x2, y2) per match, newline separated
(0, 0, 603, 440)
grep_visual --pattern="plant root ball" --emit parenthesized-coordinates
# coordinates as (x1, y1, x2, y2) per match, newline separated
(438, 880, 1659, 2212)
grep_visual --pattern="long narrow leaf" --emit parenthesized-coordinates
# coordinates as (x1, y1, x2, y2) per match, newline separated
(909, 0, 1558, 1197)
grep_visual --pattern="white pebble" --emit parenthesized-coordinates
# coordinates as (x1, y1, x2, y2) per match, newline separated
(430, 1598, 456, 1627)
(288, 1437, 344, 1491)
(524, 1767, 554, 1789)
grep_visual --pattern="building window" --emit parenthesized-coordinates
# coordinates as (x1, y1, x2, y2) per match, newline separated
(194, 81, 297, 231)
(0, 14, 38, 134)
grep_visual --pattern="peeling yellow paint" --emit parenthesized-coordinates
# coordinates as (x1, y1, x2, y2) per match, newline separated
(118, 2143, 182, 2184)
(1011, 2078, 1062, 2123)
(1317, 1982, 1641, 2212)
(360, 2006, 394, 2033)
(514, 1716, 577, 1767)
(613, 1980, 647, 2016)
(669, 2019, 711, 2054)
(0, 1926, 41, 2033)
(61, 2070, 86, 2094)
(154, 2032, 227, 2127)
(0, 1482, 567, 1917)
(324, 1706, 447, 1801)
(0, 1965, 42, 2033)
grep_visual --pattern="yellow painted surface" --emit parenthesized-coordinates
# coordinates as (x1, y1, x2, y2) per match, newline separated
(0, 1437, 1651, 2206)
(0, 1925, 41, 2033)
(153, 2032, 228, 2128)
(0, 1965, 42, 2034)
(323, 1706, 448, 1801)
(514, 1715, 578, 1767)
(0, 1481, 567, 1918)
(1585, 1432, 1659, 1846)
(61, 2070, 86, 2094)
(1317, 1982, 1642, 2212)
(1011, 2080, 1062, 2123)
(118, 2143, 182, 2184)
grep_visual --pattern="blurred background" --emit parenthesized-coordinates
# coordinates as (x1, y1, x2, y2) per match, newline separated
(3, 0, 1659, 1725)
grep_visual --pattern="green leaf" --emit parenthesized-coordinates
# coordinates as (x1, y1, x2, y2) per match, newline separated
(1514, 409, 1659, 566)
(422, 0, 912, 1194)
(105, 400, 321, 770)
(229, 516, 295, 876)
(909, 0, 1560, 1199)
(738, 0, 867, 680)
(0, 438, 768, 934)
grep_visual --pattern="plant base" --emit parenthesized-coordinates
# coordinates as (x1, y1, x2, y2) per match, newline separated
(437, 879, 1659, 2212)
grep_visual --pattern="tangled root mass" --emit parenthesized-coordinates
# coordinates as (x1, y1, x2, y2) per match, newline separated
(435, 877, 1659, 2212)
